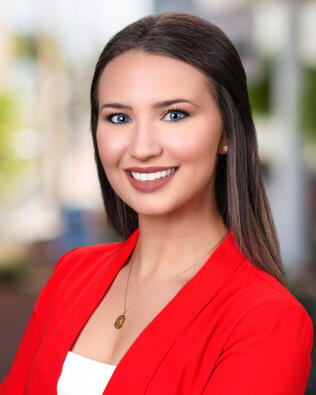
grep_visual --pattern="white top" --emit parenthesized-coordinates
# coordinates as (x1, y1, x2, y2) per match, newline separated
(57, 351, 117, 395)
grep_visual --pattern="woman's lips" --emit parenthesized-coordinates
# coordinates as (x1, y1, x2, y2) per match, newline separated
(125, 167, 179, 192)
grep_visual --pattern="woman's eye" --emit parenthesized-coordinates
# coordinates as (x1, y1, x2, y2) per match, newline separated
(107, 113, 131, 124)
(106, 109, 188, 124)
(163, 109, 188, 122)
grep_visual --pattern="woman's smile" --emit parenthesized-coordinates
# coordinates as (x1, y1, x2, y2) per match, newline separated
(125, 167, 179, 192)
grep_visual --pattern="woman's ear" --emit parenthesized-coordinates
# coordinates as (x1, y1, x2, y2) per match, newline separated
(218, 133, 229, 155)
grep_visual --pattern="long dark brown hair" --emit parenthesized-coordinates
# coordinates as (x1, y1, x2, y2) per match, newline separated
(90, 12, 287, 286)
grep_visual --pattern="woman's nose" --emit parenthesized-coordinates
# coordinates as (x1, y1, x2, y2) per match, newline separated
(128, 121, 162, 161)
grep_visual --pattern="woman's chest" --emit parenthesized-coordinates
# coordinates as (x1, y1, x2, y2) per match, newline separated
(26, 245, 246, 394)
(69, 272, 191, 367)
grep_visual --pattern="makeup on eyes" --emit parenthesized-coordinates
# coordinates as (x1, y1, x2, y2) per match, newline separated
(104, 107, 190, 124)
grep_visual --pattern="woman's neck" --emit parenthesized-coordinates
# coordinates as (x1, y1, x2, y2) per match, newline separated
(129, 209, 228, 285)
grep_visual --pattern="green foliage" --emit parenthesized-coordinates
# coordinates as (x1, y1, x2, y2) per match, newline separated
(0, 91, 26, 201)
(248, 58, 316, 143)
(13, 34, 38, 59)
(300, 66, 316, 142)
(0, 255, 32, 286)
(248, 59, 272, 115)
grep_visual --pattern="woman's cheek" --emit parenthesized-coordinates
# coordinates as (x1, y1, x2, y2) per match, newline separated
(96, 128, 126, 168)
(168, 129, 212, 163)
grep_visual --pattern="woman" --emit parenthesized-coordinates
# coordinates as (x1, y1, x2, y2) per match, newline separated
(0, 12, 313, 395)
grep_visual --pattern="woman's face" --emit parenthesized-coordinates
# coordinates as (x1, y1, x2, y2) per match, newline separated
(96, 50, 227, 216)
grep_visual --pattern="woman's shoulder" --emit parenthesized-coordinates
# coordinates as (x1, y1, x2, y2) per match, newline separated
(215, 258, 314, 366)
(53, 238, 126, 273)
(32, 239, 127, 315)
(233, 258, 314, 331)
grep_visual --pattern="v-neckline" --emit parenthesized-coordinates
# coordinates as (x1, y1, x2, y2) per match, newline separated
(57, 227, 245, 394)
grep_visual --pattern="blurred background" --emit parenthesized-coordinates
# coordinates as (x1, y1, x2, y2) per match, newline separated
(0, 0, 315, 392)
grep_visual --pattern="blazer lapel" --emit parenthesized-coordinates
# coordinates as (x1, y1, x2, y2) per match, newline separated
(45, 229, 140, 393)
(101, 228, 245, 393)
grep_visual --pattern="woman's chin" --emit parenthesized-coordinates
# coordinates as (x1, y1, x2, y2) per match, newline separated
(130, 201, 181, 218)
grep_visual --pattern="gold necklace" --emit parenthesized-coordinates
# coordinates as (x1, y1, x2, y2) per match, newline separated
(114, 231, 228, 329)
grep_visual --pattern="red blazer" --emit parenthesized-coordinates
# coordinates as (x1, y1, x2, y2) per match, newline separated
(0, 227, 314, 394)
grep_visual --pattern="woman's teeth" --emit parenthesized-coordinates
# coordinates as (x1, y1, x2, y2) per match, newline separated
(131, 167, 177, 181)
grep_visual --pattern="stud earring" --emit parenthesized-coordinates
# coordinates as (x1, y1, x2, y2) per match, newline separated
(222, 145, 229, 153)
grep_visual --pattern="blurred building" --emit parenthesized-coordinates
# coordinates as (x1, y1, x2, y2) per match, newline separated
(0, 0, 316, 276)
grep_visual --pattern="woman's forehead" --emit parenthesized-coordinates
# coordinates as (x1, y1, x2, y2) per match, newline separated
(98, 50, 214, 105)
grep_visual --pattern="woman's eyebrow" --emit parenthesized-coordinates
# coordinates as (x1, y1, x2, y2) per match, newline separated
(100, 98, 200, 110)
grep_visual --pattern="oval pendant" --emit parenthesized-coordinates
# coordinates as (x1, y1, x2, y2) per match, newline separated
(114, 314, 126, 329)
